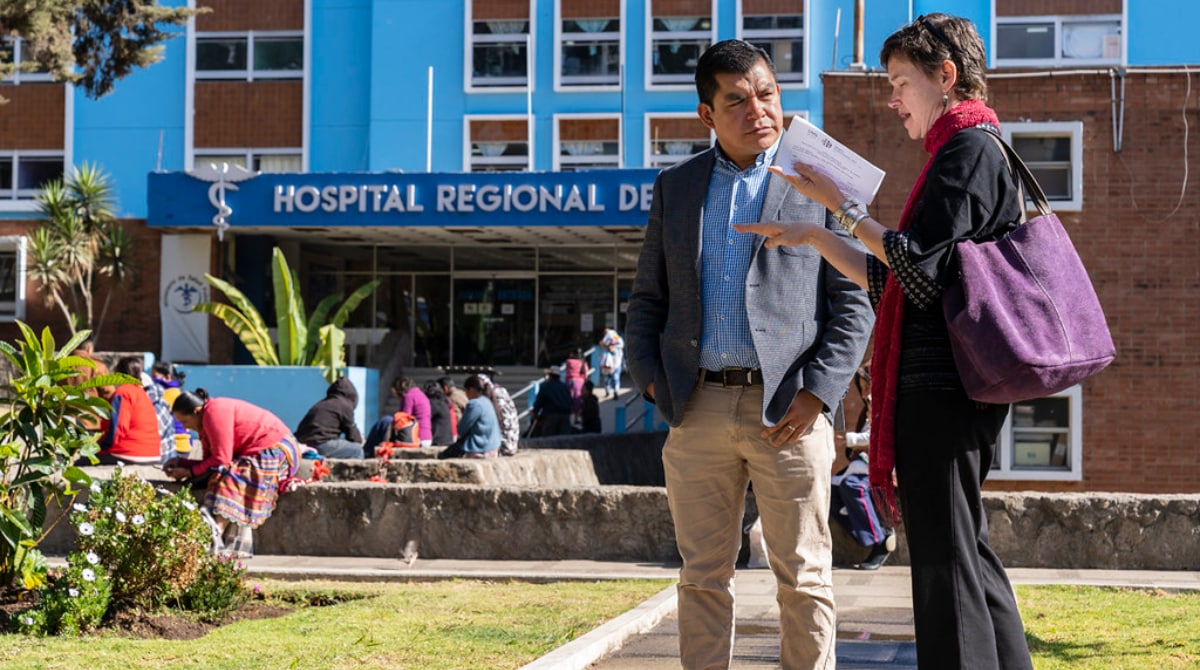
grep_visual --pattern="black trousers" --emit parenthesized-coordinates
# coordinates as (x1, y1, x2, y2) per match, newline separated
(894, 389, 1034, 670)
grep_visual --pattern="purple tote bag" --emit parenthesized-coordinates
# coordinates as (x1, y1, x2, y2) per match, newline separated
(942, 132, 1115, 404)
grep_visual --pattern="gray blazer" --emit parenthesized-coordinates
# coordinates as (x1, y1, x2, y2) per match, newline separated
(626, 148, 874, 427)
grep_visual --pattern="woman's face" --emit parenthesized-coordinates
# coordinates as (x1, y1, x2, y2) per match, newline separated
(886, 56, 950, 141)
(174, 409, 201, 432)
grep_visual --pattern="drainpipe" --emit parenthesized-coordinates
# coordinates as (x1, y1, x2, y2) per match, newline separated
(850, 0, 866, 71)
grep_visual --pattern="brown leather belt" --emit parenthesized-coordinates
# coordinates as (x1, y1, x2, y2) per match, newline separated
(702, 368, 764, 387)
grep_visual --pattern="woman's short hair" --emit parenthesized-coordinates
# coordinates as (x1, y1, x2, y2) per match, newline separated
(880, 13, 988, 101)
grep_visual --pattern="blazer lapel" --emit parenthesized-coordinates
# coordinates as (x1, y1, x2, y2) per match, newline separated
(755, 159, 794, 253)
(678, 151, 714, 279)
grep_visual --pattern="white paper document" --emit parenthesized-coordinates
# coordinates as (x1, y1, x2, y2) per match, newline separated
(778, 115, 885, 205)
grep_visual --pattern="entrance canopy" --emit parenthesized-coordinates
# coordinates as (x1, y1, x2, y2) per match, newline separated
(147, 166, 659, 247)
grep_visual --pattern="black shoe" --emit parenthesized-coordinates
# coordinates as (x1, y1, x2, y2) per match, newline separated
(858, 542, 891, 571)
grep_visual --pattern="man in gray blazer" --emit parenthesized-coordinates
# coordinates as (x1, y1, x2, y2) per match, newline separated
(626, 40, 873, 669)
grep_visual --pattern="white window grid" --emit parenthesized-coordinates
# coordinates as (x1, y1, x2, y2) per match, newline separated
(1, 38, 52, 84)
(990, 385, 1084, 482)
(555, 0, 622, 90)
(1001, 121, 1084, 212)
(463, 116, 532, 172)
(643, 113, 713, 168)
(737, 0, 807, 87)
(646, 0, 716, 89)
(0, 151, 65, 200)
(466, 0, 535, 92)
(552, 114, 623, 171)
(993, 14, 1122, 68)
(0, 236, 26, 322)
(194, 149, 303, 173)
(195, 31, 304, 81)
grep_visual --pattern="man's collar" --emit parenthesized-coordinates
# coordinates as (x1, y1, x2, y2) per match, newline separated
(713, 137, 782, 172)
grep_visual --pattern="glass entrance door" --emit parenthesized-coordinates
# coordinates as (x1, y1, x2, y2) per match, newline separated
(453, 277, 536, 365)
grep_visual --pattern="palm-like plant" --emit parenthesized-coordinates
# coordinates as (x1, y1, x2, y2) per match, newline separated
(26, 163, 129, 343)
(194, 247, 380, 382)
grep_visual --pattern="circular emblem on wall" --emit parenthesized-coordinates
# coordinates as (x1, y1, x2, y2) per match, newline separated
(163, 275, 209, 314)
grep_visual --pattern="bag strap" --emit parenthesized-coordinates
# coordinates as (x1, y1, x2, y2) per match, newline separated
(977, 126, 1053, 219)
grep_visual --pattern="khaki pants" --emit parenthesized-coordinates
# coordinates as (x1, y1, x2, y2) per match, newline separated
(663, 382, 836, 670)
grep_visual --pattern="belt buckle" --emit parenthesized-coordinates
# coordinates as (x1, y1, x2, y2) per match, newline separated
(722, 368, 751, 387)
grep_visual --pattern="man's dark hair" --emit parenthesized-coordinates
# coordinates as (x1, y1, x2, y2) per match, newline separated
(695, 39, 775, 107)
(438, 376, 456, 389)
(463, 375, 485, 393)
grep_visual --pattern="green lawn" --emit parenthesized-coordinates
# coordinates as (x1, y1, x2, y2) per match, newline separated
(0, 578, 674, 670)
(1020, 585, 1200, 670)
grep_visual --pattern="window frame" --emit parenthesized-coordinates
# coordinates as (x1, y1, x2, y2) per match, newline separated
(643, 113, 714, 168)
(553, 0, 624, 92)
(644, 0, 717, 91)
(0, 236, 28, 323)
(1, 38, 53, 84)
(552, 113, 623, 171)
(992, 14, 1123, 68)
(1001, 120, 1084, 211)
(989, 385, 1084, 482)
(735, 0, 808, 88)
(465, 0, 536, 93)
(194, 30, 305, 81)
(0, 151, 66, 203)
(193, 148, 304, 173)
(463, 115, 532, 172)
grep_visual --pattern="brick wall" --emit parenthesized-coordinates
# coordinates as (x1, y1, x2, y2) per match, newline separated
(0, 85, 65, 149)
(196, 0, 303, 32)
(193, 81, 303, 149)
(821, 70, 1200, 493)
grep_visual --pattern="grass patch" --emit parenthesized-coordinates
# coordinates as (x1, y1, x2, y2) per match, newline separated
(1020, 585, 1200, 670)
(0, 578, 673, 669)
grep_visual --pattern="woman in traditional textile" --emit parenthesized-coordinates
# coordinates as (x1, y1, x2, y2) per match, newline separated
(735, 13, 1033, 670)
(163, 388, 301, 557)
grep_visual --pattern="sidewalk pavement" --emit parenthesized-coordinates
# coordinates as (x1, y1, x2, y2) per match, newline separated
(241, 554, 1200, 670)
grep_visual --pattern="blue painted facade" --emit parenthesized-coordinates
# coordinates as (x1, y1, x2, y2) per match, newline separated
(25, 0, 1197, 220)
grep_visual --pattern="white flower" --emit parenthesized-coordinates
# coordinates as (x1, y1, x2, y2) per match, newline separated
(85, 552, 99, 565)
(78, 522, 94, 536)
(81, 568, 95, 582)
(132, 514, 145, 526)
(21, 616, 32, 626)
(115, 511, 126, 523)
(157, 487, 170, 495)
(182, 501, 196, 511)
(90, 481, 101, 493)
(72, 503, 87, 513)
(104, 507, 112, 514)
(68, 588, 79, 598)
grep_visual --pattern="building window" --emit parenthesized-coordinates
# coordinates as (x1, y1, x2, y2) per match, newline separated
(194, 150, 303, 173)
(990, 386, 1083, 481)
(994, 15, 1121, 66)
(468, 0, 532, 89)
(648, 0, 713, 87)
(555, 116, 621, 171)
(0, 153, 64, 200)
(557, 0, 620, 88)
(739, 0, 805, 85)
(0, 38, 52, 84)
(0, 237, 26, 322)
(645, 115, 711, 167)
(466, 118, 530, 172)
(1002, 121, 1083, 211)
(195, 32, 304, 80)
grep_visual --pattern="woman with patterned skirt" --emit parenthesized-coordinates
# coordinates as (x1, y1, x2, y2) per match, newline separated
(163, 388, 301, 557)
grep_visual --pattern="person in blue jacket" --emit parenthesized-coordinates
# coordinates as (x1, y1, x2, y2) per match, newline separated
(436, 375, 500, 459)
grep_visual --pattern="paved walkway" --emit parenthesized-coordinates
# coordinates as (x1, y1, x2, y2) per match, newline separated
(241, 555, 1200, 670)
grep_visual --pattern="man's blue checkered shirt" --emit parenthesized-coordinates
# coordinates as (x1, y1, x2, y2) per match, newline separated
(698, 140, 780, 371)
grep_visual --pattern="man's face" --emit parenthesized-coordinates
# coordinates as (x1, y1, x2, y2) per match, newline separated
(697, 58, 783, 169)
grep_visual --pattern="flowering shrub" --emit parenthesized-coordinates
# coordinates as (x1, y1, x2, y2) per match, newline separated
(17, 552, 112, 636)
(72, 470, 210, 609)
(179, 553, 248, 622)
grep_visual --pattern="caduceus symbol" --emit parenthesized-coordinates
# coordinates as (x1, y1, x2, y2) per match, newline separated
(190, 161, 258, 241)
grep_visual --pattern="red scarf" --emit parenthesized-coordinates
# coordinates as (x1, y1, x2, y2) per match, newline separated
(868, 98, 1000, 525)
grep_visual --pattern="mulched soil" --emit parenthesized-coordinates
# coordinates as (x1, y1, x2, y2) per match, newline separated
(0, 586, 295, 640)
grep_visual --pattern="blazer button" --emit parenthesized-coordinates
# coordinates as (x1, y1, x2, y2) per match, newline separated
(689, 339, 698, 347)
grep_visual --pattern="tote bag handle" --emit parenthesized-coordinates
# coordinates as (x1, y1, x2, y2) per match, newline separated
(979, 127, 1053, 220)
